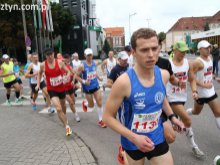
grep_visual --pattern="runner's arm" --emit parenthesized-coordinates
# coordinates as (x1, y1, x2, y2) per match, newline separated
(25, 64, 35, 78)
(105, 78, 113, 88)
(36, 62, 44, 88)
(188, 61, 198, 99)
(75, 64, 86, 84)
(161, 69, 170, 85)
(103, 74, 136, 142)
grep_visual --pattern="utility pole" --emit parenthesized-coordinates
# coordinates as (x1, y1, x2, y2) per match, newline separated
(129, 12, 137, 43)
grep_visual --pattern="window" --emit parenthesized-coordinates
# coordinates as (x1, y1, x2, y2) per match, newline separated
(71, 0, 77, 7)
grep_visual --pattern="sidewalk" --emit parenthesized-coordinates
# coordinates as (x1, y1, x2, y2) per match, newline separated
(0, 105, 98, 165)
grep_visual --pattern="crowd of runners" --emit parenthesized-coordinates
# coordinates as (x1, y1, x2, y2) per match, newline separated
(1, 27, 220, 165)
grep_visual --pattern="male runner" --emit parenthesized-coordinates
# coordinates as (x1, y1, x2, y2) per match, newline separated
(37, 48, 72, 136)
(25, 52, 54, 112)
(103, 28, 184, 165)
(166, 41, 204, 157)
(77, 48, 106, 128)
(187, 40, 220, 139)
(0, 54, 22, 105)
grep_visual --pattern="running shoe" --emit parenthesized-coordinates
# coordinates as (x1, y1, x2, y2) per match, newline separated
(48, 107, 55, 113)
(75, 113, 80, 122)
(192, 147, 204, 158)
(82, 100, 87, 112)
(117, 145, 125, 164)
(186, 108, 192, 115)
(32, 103, 37, 111)
(98, 120, 107, 128)
(5, 100, 11, 106)
(66, 126, 72, 136)
(14, 98, 23, 105)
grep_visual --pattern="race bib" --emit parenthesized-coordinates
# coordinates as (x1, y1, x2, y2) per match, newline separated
(204, 72, 212, 84)
(50, 75, 63, 86)
(87, 71, 97, 81)
(63, 75, 71, 84)
(131, 110, 162, 133)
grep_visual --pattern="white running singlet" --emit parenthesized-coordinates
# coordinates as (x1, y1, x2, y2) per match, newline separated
(166, 58, 189, 102)
(196, 57, 215, 98)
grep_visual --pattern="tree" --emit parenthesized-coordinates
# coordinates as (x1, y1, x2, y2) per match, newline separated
(204, 22, 210, 31)
(102, 39, 111, 55)
(0, 0, 33, 61)
(51, 3, 75, 38)
(158, 32, 166, 43)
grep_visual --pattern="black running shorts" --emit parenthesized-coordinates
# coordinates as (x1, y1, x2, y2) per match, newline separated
(123, 141, 169, 160)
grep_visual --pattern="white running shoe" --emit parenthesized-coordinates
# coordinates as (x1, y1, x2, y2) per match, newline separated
(186, 108, 192, 115)
(75, 113, 80, 122)
(192, 147, 204, 158)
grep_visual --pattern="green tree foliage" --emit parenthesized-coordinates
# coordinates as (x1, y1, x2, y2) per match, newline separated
(51, 2, 75, 38)
(102, 39, 111, 55)
(158, 32, 166, 43)
(0, 0, 33, 50)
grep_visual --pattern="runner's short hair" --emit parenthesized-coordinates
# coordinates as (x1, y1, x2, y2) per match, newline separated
(44, 48, 54, 57)
(131, 28, 158, 49)
(63, 53, 70, 59)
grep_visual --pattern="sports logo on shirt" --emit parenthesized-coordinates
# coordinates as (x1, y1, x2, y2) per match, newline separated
(155, 92, 164, 104)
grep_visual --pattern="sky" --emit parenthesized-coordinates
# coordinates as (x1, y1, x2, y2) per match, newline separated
(95, 0, 220, 44)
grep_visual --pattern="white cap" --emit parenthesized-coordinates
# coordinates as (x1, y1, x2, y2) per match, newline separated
(2, 54, 9, 59)
(73, 52, 78, 57)
(197, 40, 211, 49)
(84, 48, 93, 56)
(118, 51, 128, 60)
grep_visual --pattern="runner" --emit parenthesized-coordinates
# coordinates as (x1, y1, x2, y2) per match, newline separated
(77, 48, 106, 128)
(62, 53, 80, 122)
(166, 41, 204, 157)
(105, 51, 128, 89)
(71, 52, 82, 97)
(13, 58, 25, 99)
(25, 52, 54, 112)
(37, 48, 72, 136)
(72, 52, 82, 70)
(103, 28, 184, 165)
(101, 50, 117, 91)
(0, 54, 22, 105)
(187, 40, 220, 139)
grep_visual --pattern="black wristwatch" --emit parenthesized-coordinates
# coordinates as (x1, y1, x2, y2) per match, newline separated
(168, 114, 176, 121)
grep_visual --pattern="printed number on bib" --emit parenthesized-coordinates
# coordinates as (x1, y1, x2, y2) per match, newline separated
(131, 110, 162, 133)
(87, 71, 97, 81)
(50, 75, 63, 86)
(63, 75, 71, 84)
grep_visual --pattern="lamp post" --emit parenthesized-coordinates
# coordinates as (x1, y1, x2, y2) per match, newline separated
(146, 18, 151, 28)
(129, 12, 137, 43)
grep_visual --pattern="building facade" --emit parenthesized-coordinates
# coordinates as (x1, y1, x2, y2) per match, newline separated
(104, 27, 125, 52)
(59, 0, 103, 58)
(166, 11, 220, 51)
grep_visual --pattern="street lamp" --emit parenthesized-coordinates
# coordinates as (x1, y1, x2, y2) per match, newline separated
(129, 12, 137, 43)
(146, 18, 151, 28)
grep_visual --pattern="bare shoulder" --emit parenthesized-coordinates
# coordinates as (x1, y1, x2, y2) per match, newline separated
(160, 69, 170, 84)
(111, 73, 131, 98)
(192, 58, 203, 71)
